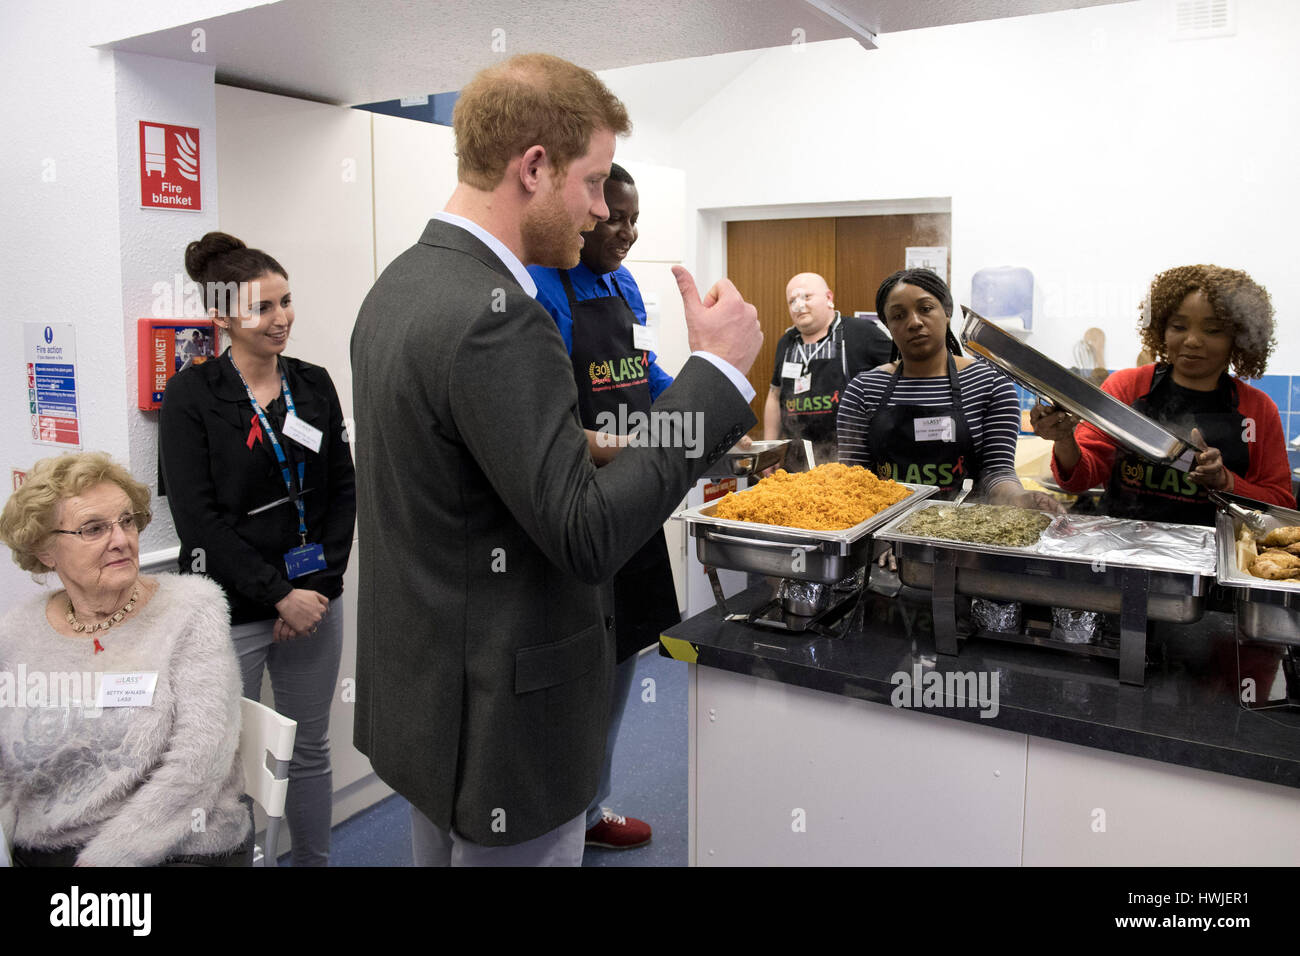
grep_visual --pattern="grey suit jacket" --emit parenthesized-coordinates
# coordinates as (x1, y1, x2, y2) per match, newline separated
(350, 218, 755, 845)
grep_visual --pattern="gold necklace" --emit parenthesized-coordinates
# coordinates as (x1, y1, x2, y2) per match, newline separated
(66, 584, 142, 635)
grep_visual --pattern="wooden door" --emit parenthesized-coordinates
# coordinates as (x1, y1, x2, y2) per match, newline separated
(834, 214, 951, 317)
(725, 219, 836, 425)
(726, 212, 952, 433)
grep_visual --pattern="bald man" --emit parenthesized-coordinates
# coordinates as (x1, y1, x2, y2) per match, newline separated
(764, 272, 892, 462)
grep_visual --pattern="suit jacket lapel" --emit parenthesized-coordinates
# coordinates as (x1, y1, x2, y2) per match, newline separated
(418, 218, 523, 291)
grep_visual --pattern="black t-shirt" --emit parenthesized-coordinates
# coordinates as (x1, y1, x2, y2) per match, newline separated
(769, 315, 893, 388)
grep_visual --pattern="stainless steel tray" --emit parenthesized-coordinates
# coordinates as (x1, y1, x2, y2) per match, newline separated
(961, 306, 1200, 470)
(701, 439, 790, 479)
(677, 482, 938, 583)
(1215, 502, 1300, 644)
(875, 505, 1212, 623)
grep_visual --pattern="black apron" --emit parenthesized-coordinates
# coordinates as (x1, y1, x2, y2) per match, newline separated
(562, 270, 680, 661)
(865, 355, 983, 500)
(1099, 365, 1249, 526)
(778, 318, 850, 460)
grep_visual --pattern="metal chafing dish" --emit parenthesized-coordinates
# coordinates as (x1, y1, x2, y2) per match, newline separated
(1215, 500, 1300, 646)
(677, 482, 938, 584)
(961, 306, 1201, 471)
(875, 504, 1216, 685)
(676, 482, 938, 635)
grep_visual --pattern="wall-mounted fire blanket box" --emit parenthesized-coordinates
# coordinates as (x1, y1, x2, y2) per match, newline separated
(137, 318, 217, 410)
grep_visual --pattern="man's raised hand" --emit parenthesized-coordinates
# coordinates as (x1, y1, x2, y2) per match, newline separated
(673, 265, 763, 376)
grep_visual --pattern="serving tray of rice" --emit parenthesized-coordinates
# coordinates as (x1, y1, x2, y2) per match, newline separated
(675, 464, 938, 582)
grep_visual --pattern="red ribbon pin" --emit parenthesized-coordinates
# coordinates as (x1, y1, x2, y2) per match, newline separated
(93, 638, 105, 654)
(246, 414, 264, 449)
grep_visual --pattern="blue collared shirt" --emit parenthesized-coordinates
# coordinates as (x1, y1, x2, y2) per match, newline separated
(528, 261, 674, 401)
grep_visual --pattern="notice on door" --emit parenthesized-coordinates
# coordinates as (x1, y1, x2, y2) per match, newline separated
(905, 246, 948, 284)
(25, 323, 81, 448)
(139, 121, 202, 210)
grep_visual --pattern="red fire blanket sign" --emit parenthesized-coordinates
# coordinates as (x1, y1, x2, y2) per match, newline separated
(139, 121, 201, 211)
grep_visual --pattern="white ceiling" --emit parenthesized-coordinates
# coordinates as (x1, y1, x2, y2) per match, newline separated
(100, 0, 1133, 106)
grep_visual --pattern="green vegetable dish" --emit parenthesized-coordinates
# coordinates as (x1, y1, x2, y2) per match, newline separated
(897, 504, 1053, 548)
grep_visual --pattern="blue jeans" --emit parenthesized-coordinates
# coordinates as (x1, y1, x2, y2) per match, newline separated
(231, 597, 343, 867)
(585, 653, 639, 829)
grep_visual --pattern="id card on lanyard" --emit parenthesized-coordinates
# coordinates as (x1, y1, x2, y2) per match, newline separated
(228, 355, 327, 580)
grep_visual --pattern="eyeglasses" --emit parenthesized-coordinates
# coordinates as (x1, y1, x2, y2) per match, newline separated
(52, 512, 149, 542)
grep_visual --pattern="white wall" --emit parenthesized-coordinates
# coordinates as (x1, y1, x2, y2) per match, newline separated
(118, 53, 221, 556)
(214, 85, 374, 418)
(0, 2, 227, 607)
(667, 0, 1300, 374)
(372, 113, 459, 274)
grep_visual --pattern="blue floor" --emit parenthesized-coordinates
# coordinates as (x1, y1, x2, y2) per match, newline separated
(303, 649, 690, 867)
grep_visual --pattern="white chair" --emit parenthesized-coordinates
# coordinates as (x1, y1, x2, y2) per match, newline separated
(239, 697, 297, 868)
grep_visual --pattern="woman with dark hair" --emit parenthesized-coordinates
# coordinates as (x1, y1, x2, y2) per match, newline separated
(1032, 264, 1291, 524)
(159, 231, 355, 865)
(838, 268, 1058, 510)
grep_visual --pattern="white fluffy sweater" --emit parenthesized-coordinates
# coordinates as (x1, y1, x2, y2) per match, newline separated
(0, 573, 250, 866)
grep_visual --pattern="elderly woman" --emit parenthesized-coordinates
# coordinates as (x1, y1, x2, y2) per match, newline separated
(838, 268, 1061, 511)
(0, 452, 250, 866)
(1032, 264, 1292, 525)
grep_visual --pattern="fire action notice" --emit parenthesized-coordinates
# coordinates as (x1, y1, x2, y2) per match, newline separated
(139, 121, 201, 210)
(25, 322, 81, 448)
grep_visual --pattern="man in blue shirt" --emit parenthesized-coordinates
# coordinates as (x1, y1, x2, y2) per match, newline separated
(532, 166, 674, 409)
(528, 164, 670, 851)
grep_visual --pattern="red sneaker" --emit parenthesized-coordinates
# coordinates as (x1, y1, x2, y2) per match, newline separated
(584, 808, 652, 849)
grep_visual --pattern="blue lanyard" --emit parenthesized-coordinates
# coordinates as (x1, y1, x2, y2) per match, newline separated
(227, 351, 309, 544)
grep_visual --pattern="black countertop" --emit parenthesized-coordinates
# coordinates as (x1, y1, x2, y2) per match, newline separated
(660, 581, 1300, 789)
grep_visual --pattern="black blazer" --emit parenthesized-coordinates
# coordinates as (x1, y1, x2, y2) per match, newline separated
(350, 218, 755, 846)
(159, 353, 356, 624)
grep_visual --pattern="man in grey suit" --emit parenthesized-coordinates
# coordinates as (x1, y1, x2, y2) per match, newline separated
(350, 53, 763, 865)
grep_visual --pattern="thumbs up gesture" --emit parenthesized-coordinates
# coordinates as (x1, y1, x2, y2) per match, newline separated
(672, 265, 762, 375)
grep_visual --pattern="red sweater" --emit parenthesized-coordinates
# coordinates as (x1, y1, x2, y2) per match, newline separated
(1051, 364, 1294, 508)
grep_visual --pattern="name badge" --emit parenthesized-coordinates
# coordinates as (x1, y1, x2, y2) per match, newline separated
(285, 542, 327, 579)
(914, 415, 956, 442)
(631, 323, 658, 352)
(282, 413, 323, 453)
(794, 375, 812, 395)
(782, 361, 803, 380)
(96, 672, 158, 709)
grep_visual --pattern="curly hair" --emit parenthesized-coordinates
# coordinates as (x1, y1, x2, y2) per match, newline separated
(0, 452, 152, 575)
(1139, 264, 1275, 380)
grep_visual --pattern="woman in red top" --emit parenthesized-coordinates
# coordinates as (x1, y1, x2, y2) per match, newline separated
(1031, 264, 1292, 525)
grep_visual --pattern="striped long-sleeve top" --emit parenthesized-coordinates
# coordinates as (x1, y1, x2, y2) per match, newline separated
(836, 358, 1022, 492)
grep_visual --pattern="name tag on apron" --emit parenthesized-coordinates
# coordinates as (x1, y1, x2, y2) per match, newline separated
(96, 672, 159, 708)
(914, 415, 956, 442)
(794, 374, 812, 395)
(631, 323, 658, 352)
(282, 412, 323, 453)
(782, 361, 803, 380)
(285, 542, 327, 579)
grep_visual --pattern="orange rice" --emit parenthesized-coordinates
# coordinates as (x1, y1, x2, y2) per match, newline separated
(712, 463, 911, 531)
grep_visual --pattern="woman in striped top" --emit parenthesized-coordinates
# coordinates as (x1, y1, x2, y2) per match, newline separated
(838, 268, 1059, 511)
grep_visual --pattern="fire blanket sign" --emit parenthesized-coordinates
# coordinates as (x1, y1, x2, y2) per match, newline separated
(139, 121, 201, 210)
(25, 322, 81, 448)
